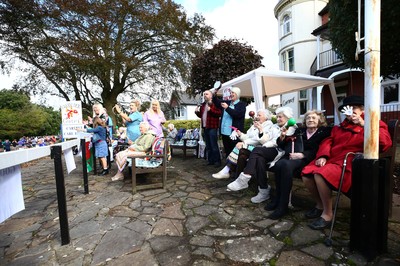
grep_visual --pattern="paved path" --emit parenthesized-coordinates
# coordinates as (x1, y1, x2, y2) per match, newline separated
(1, 151, 400, 265)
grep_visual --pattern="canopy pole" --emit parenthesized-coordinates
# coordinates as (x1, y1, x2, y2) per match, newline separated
(364, 0, 381, 159)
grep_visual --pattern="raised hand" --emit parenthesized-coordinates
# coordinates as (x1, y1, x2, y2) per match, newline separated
(341, 105, 353, 116)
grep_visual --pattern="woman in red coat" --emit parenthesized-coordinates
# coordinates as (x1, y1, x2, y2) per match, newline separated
(301, 95, 392, 230)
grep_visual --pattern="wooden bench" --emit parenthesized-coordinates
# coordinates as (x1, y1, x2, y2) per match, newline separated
(170, 138, 199, 158)
(379, 119, 399, 215)
(128, 138, 170, 194)
(169, 128, 199, 158)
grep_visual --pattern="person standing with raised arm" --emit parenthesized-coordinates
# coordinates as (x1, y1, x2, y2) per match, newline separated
(195, 90, 222, 166)
(212, 87, 246, 159)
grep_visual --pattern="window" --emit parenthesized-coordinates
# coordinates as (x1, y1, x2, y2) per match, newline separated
(282, 14, 291, 35)
(281, 49, 294, 72)
(174, 106, 186, 118)
(299, 90, 308, 115)
(382, 81, 399, 104)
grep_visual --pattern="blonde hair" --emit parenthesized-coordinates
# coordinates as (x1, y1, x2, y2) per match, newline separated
(92, 103, 104, 116)
(149, 99, 161, 114)
(131, 99, 141, 109)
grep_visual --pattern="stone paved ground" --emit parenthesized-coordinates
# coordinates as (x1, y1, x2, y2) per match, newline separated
(0, 150, 400, 266)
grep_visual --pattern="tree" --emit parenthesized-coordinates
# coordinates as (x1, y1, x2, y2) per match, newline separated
(329, 0, 400, 77)
(0, 90, 61, 139)
(189, 39, 263, 96)
(0, 0, 214, 123)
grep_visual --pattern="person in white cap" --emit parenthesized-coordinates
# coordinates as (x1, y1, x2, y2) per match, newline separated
(212, 86, 246, 162)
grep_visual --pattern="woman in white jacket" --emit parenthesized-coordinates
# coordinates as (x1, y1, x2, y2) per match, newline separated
(212, 109, 280, 185)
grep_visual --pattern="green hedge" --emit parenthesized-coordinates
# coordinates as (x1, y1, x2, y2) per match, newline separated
(165, 120, 201, 130)
(166, 118, 253, 132)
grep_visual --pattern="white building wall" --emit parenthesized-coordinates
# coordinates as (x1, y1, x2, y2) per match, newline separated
(276, 0, 329, 122)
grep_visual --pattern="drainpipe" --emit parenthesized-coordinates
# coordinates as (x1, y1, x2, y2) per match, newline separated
(350, 0, 389, 261)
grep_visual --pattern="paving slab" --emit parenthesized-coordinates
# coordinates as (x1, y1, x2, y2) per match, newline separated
(0, 153, 399, 265)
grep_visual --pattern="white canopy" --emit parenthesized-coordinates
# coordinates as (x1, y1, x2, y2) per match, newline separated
(219, 67, 339, 120)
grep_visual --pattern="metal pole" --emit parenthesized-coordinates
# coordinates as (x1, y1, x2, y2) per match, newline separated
(80, 139, 89, 194)
(350, 1, 387, 260)
(364, 0, 381, 159)
(50, 146, 70, 245)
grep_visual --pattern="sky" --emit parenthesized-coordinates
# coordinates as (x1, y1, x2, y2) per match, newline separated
(1, 0, 280, 105)
(174, 0, 279, 68)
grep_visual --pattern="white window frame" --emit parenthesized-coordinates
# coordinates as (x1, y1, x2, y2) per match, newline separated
(282, 14, 291, 36)
(298, 90, 308, 115)
(281, 49, 294, 72)
(175, 105, 186, 118)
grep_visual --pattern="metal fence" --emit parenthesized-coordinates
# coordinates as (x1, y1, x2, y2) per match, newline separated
(380, 103, 400, 125)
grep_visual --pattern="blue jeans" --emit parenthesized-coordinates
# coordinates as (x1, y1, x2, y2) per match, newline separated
(204, 128, 220, 164)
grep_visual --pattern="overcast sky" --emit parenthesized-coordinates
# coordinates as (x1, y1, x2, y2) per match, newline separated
(175, 0, 280, 69)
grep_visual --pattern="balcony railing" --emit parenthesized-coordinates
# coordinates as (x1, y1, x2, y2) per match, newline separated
(319, 49, 342, 69)
(381, 103, 400, 125)
(310, 49, 343, 75)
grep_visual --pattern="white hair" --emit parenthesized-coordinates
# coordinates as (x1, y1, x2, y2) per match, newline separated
(257, 109, 272, 120)
(275, 106, 293, 119)
(139, 122, 151, 131)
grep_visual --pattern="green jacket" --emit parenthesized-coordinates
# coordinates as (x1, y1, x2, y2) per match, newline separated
(130, 130, 156, 152)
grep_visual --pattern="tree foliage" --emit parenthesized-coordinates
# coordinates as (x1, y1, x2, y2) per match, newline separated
(0, 90, 61, 139)
(0, 0, 214, 119)
(189, 39, 263, 95)
(329, 0, 400, 77)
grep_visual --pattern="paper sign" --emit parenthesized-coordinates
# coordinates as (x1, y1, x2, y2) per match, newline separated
(61, 101, 83, 139)
(61, 101, 83, 124)
(64, 148, 76, 174)
(223, 87, 232, 100)
(0, 166, 25, 223)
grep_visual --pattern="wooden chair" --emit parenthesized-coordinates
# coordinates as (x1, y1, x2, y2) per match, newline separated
(129, 138, 170, 194)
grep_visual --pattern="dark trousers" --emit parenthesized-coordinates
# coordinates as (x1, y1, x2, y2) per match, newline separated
(222, 135, 239, 158)
(234, 148, 251, 179)
(269, 158, 305, 208)
(243, 147, 278, 188)
(204, 128, 220, 164)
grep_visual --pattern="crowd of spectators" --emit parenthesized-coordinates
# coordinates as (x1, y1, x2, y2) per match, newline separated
(0, 135, 59, 152)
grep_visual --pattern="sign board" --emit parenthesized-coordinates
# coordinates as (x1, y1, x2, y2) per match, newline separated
(61, 101, 83, 139)
(222, 87, 232, 100)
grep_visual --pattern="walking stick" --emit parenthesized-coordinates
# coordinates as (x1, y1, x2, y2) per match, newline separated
(324, 152, 360, 247)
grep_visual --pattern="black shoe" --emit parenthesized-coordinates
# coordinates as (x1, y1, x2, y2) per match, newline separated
(214, 161, 222, 168)
(98, 169, 109, 176)
(268, 207, 288, 220)
(206, 162, 214, 166)
(264, 200, 278, 211)
(305, 207, 323, 219)
(308, 217, 332, 230)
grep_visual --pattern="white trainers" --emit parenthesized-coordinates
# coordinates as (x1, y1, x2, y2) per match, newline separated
(251, 186, 271, 203)
(227, 172, 251, 191)
(212, 170, 230, 179)
(212, 172, 230, 179)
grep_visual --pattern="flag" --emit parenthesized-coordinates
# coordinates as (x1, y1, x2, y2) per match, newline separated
(85, 141, 94, 172)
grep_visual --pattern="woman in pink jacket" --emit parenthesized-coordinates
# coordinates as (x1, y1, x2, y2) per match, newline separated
(301, 95, 392, 230)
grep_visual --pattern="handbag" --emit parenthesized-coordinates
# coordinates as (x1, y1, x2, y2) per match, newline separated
(284, 134, 304, 154)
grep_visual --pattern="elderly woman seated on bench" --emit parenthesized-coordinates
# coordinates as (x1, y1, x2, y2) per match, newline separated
(301, 95, 392, 230)
(111, 122, 157, 181)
